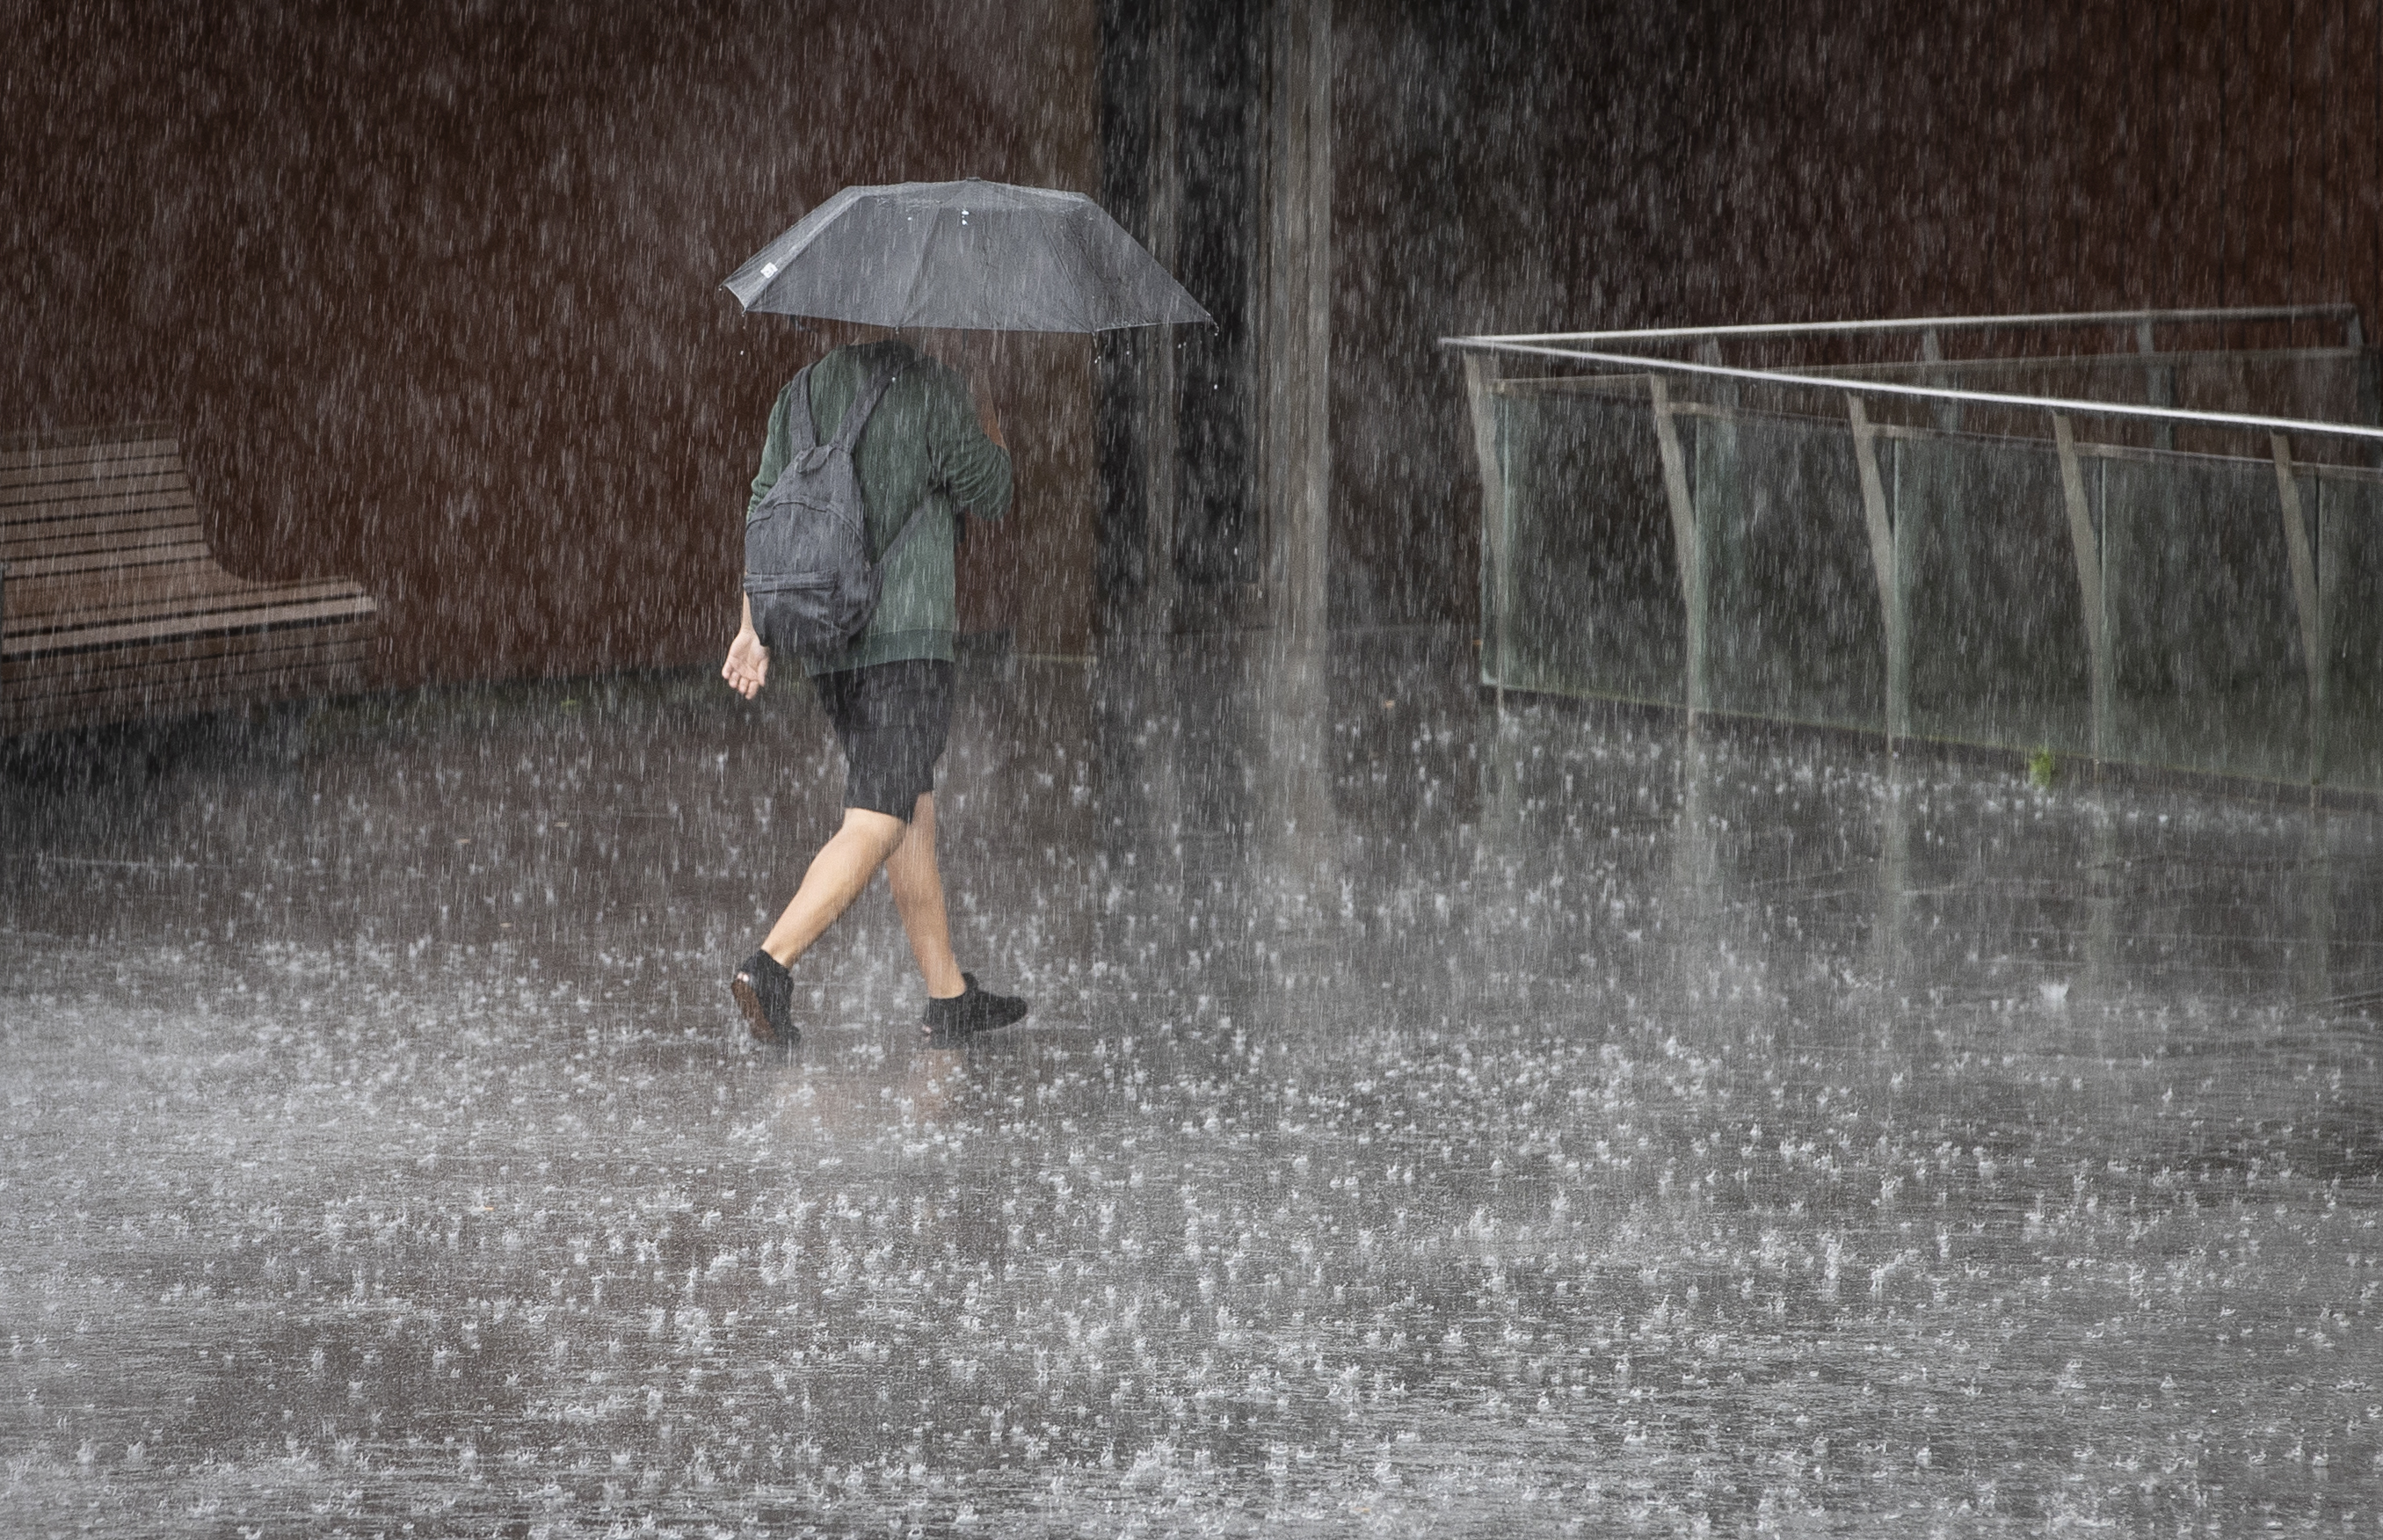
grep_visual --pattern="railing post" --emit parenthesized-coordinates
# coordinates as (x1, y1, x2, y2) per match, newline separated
(2270, 433, 2324, 784)
(1462, 352, 1508, 707)
(2053, 415, 2112, 764)
(1847, 396, 1907, 742)
(1648, 376, 1708, 715)
(2136, 320, 2176, 453)
(1919, 328, 1962, 433)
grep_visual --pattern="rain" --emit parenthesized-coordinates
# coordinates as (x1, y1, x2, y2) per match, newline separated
(6, 4, 2382, 1536)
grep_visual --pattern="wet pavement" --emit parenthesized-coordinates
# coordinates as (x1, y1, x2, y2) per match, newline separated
(3, 631, 2379, 1537)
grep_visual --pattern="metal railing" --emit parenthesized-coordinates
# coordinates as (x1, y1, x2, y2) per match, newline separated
(1442, 307, 2383, 789)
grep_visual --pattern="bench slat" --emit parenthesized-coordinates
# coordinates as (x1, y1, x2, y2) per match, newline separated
(7, 554, 226, 599)
(0, 457, 187, 494)
(0, 429, 177, 466)
(5, 594, 379, 659)
(0, 432, 180, 468)
(4, 563, 368, 621)
(2, 477, 193, 515)
(3, 517, 207, 560)
(0, 450, 187, 492)
(4, 426, 380, 734)
(5, 564, 367, 605)
(7, 579, 275, 628)
(2, 508, 204, 556)
(6, 585, 377, 645)
(5, 541, 220, 580)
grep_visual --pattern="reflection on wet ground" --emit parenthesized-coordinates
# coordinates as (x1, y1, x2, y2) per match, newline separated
(3, 630, 2379, 1536)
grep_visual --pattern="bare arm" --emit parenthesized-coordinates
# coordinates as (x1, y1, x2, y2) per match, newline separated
(727, 385, 794, 699)
(723, 593, 769, 699)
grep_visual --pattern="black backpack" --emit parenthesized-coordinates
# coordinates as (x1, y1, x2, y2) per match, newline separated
(742, 360, 933, 658)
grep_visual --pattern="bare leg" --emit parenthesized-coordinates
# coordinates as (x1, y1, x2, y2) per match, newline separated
(885, 792, 967, 999)
(760, 807, 907, 967)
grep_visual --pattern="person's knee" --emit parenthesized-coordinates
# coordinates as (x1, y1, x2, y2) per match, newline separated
(838, 806, 909, 861)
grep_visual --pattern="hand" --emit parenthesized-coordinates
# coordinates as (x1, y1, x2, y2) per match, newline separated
(723, 627, 769, 700)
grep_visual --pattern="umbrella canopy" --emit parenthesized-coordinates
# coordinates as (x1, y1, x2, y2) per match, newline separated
(722, 178, 1210, 333)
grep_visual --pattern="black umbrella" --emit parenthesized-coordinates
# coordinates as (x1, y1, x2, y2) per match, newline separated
(721, 178, 1210, 333)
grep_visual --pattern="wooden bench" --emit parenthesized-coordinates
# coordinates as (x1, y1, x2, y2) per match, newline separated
(1, 424, 380, 736)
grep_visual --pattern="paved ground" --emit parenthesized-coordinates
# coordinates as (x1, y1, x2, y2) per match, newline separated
(3, 632, 2379, 1536)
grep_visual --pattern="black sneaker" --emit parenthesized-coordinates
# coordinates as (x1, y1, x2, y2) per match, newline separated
(921, 973, 1028, 1043)
(731, 949, 797, 1046)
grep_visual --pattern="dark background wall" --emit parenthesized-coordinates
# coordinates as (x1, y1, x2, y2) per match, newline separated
(4, 0, 1098, 688)
(10, 0, 2382, 683)
(1333, 0, 2383, 628)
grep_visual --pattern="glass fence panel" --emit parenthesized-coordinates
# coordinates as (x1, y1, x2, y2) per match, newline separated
(2101, 454, 2312, 784)
(1692, 409, 1885, 733)
(1494, 387, 1683, 703)
(1483, 378, 2371, 792)
(2320, 473, 2383, 790)
(1893, 433, 2094, 756)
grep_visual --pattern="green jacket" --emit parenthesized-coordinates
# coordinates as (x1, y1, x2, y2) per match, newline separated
(745, 339, 1012, 675)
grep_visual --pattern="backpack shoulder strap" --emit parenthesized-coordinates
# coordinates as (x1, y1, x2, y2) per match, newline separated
(784, 363, 822, 453)
(832, 360, 909, 454)
(872, 497, 938, 568)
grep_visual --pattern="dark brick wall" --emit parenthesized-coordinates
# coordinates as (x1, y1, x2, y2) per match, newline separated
(1333, 0, 2383, 628)
(11, 0, 2379, 679)
(2, 0, 1097, 687)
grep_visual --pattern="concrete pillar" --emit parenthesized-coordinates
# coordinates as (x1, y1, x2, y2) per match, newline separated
(1098, 0, 1328, 642)
(1261, 0, 1332, 641)
(1094, 0, 1184, 640)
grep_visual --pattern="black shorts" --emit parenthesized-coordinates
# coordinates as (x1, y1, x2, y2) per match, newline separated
(812, 660, 953, 821)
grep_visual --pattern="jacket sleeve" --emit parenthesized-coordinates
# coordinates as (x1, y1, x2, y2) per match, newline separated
(745, 381, 796, 520)
(928, 365, 1013, 521)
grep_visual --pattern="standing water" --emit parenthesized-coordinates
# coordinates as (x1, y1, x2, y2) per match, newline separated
(3, 632, 2377, 1536)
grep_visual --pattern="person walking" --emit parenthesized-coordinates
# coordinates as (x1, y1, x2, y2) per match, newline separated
(724, 332, 1030, 1048)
